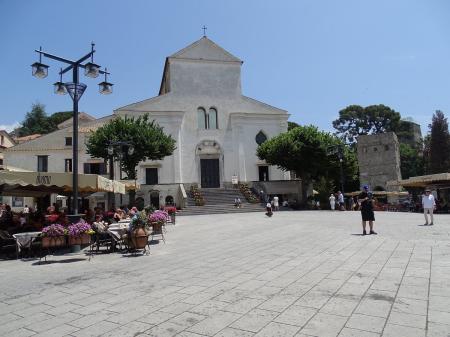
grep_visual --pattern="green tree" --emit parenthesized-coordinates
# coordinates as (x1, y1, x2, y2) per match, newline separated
(47, 111, 73, 129)
(86, 114, 176, 205)
(399, 143, 424, 179)
(427, 110, 450, 173)
(288, 121, 300, 130)
(17, 103, 52, 136)
(257, 125, 358, 203)
(16, 103, 74, 136)
(332, 104, 401, 143)
(314, 177, 335, 209)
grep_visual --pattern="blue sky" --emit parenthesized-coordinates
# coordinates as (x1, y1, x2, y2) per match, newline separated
(1, 0, 449, 135)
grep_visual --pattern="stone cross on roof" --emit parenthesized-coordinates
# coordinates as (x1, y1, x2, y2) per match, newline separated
(202, 25, 207, 37)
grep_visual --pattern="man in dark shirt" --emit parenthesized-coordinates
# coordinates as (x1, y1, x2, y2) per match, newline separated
(357, 185, 377, 235)
(0, 205, 14, 231)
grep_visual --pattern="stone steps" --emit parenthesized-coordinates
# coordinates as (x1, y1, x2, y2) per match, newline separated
(178, 203, 264, 216)
(181, 188, 263, 216)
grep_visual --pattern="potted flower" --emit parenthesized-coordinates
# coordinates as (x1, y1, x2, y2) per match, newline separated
(148, 210, 168, 234)
(190, 185, 205, 206)
(239, 183, 259, 203)
(41, 224, 66, 248)
(165, 206, 177, 224)
(67, 220, 92, 245)
(129, 210, 150, 249)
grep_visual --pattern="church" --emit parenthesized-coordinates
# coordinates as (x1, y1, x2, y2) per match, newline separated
(4, 36, 293, 210)
(115, 36, 291, 206)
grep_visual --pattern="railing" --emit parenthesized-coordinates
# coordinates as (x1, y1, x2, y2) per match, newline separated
(179, 184, 187, 209)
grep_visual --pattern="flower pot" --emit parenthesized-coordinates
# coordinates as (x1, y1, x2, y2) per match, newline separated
(42, 236, 66, 248)
(68, 233, 90, 246)
(130, 228, 149, 249)
(170, 214, 176, 225)
(151, 222, 163, 234)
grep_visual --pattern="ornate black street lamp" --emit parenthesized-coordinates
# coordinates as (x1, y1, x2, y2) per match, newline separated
(31, 43, 112, 216)
(107, 141, 134, 208)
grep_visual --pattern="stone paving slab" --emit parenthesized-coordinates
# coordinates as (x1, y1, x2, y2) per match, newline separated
(1, 211, 450, 336)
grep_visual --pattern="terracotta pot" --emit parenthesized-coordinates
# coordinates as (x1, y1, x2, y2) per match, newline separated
(151, 222, 163, 234)
(42, 236, 66, 248)
(130, 228, 149, 249)
(69, 233, 91, 246)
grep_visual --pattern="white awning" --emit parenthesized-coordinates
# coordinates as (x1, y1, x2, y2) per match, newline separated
(0, 171, 126, 196)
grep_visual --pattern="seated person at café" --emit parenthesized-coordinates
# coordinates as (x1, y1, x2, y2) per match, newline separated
(84, 208, 95, 224)
(0, 205, 14, 231)
(92, 215, 108, 232)
(45, 206, 59, 223)
(113, 208, 126, 222)
(92, 215, 110, 239)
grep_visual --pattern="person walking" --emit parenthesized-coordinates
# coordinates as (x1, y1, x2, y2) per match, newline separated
(329, 193, 336, 210)
(422, 188, 436, 225)
(337, 191, 345, 210)
(349, 196, 355, 211)
(357, 185, 377, 235)
(273, 195, 279, 211)
(265, 202, 273, 217)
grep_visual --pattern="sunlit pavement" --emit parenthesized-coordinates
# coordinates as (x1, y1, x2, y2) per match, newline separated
(1, 210, 450, 337)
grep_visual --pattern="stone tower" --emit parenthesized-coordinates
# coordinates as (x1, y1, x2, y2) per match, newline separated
(357, 132, 402, 191)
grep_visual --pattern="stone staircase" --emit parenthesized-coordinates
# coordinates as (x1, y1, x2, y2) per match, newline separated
(178, 188, 264, 216)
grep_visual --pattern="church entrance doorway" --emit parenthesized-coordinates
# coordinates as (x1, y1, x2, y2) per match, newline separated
(200, 159, 220, 188)
(259, 166, 269, 181)
(149, 191, 160, 209)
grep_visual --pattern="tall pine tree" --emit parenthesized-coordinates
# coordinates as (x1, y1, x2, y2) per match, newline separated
(428, 110, 450, 173)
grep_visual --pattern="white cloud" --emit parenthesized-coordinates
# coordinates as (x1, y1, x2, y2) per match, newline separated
(0, 122, 21, 133)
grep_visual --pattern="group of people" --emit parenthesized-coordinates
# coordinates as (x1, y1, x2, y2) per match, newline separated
(355, 185, 437, 235)
(328, 191, 345, 211)
(265, 195, 280, 217)
(0, 203, 45, 234)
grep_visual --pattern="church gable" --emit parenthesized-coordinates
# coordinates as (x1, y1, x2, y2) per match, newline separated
(170, 37, 242, 63)
(238, 96, 287, 114)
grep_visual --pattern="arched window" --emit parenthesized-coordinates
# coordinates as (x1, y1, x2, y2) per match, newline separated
(255, 131, 268, 145)
(165, 195, 174, 205)
(197, 107, 206, 129)
(209, 107, 218, 129)
(198, 107, 219, 130)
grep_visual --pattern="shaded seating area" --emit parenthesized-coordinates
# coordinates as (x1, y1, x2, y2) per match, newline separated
(0, 170, 126, 260)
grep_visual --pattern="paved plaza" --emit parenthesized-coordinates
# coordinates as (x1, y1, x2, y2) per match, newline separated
(1, 211, 450, 337)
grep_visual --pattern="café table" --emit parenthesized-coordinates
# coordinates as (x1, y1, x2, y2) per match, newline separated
(12, 231, 41, 259)
(107, 221, 130, 249)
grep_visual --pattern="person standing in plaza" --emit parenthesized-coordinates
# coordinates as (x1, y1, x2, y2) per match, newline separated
(358, 185, 377, 235)
(337, 191, 345, 210)
(422, 188, 436, 225)
(329, 193, 336, 210)
(273, 195, 279, 211)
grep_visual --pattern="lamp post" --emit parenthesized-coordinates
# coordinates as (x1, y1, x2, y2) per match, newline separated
(107, 141, 134, 209)
(32, 43, 113, 216)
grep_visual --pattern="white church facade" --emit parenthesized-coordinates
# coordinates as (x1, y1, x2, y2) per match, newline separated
(5, 37, 292, 209)
(117, 37, 290, 188)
